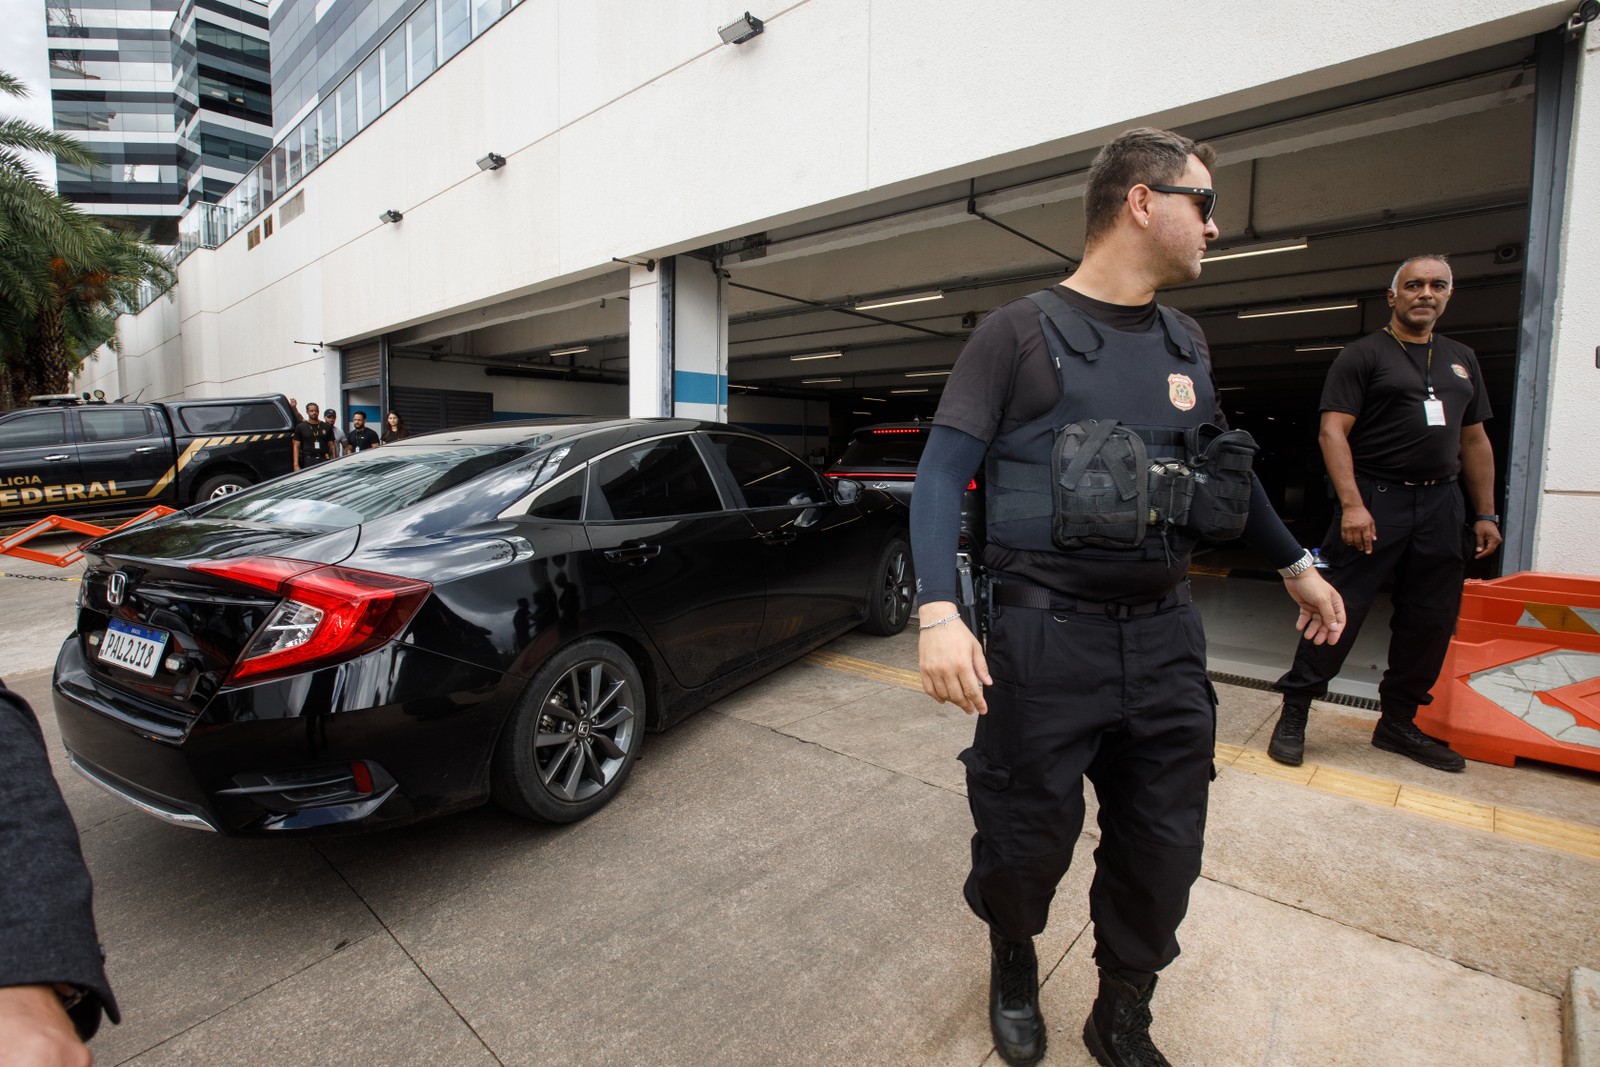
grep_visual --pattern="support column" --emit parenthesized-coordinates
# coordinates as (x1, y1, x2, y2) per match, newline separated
(627, 255, 728, 422)
(628, 259, 673, 417)
(670, 256, 729, 422)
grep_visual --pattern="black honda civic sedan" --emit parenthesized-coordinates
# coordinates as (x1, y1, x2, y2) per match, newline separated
(53, 418, 912, 835)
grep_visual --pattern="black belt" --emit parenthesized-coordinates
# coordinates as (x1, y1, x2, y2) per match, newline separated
(1360, 473, 1457, 488)
(990, 579, 1192, 620)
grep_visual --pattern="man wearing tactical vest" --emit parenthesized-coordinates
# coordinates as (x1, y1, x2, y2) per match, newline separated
(1268, 256, 1501, 773)
(912, 128, 1347, 1067)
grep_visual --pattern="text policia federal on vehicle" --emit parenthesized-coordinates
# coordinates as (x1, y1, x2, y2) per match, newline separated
(0, 474, 129, 509)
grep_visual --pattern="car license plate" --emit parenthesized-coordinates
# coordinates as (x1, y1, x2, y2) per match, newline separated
(99, 619, 167, 677)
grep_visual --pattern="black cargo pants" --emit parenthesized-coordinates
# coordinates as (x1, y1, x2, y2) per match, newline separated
(1274, 477, 1465, 717)
(960, 587, 1215, 975)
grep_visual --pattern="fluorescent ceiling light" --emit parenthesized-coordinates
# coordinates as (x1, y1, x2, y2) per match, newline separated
(905, 370, 950, 378)
(1294, 343, 1345, 352)
(790, 351, 842, 361)
(1204, 237, 1307, 264)
(853, 411, 871, 415)
(548, 345, 589, 357)
(801, 377, 842, 384)
(854, 290, 943, 311)
(891, 387, 929, 394)
(729, 384, 758, 391)
(1238, 302, 1358, 320)
(862, 396, 887, 403)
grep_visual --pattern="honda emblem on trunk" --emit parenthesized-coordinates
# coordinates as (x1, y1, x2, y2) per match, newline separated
(106, 571, 127, 607)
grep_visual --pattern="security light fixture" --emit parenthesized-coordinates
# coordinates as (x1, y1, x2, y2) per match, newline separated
(378, 209, 403, 224)
(718, 11, 764, 44)
(548, 345, 590, 357)
(476, 151, 507, 171)
(1237, 301, 1357, 320)
(789, 351, 842, 361)
(801, 377, 841, 384)
(1203, 237, 1307, 264)
(854, 290, 943, 312)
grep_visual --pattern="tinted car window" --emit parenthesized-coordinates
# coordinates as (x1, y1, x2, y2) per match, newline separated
(179, 402, 289, 434)
(204, 443, 532, 529)
(0, 411, 67, 448)
(80, 408, 151, 442)
(591, 436, 722, 521)
(835, 427, 927, 468)
(709, 433, 825, 508)
(528, 471, 584, 521)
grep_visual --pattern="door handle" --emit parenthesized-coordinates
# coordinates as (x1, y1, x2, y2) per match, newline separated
(133, 445, 160, 453)
(43, 453, 71, 462)
(761, 530, 798, 546)
(604, 541, 661, 565)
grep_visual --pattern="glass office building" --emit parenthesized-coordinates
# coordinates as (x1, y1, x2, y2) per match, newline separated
(45, 0, 272, 244)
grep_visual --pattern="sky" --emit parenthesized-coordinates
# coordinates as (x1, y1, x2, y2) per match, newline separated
(1, 0, 60, 187)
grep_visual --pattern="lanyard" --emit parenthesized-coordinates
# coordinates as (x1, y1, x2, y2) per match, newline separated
(1384, 326, 1434, 398)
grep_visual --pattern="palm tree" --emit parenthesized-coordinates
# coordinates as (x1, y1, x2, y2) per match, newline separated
(1, 70, 176, 407)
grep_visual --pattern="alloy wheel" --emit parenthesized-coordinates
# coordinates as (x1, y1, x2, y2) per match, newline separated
(534, 659, 638, 802)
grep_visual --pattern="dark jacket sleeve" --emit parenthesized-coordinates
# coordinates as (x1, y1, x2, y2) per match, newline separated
(0, 679, 119, 1039)
(911, 425, 988, 607)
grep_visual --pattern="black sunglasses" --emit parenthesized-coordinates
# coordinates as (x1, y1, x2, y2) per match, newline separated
(1148, 184, 1217, 223)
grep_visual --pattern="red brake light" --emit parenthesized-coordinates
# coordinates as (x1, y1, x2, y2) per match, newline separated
(968, 479, 978, 491)
(189, 557, 432, 683)
(870, 428, 924, 435)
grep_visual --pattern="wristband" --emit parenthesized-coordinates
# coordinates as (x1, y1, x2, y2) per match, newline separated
(1277, 550, 1316, 579)
(1475, 514, 1500, 524)
(920, 613, 961, 630)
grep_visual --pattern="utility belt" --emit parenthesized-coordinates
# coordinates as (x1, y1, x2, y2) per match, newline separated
(1048, 420, 1259, 549)
(1357, 472, 1458, 489)
(989, 576, 1193, 620)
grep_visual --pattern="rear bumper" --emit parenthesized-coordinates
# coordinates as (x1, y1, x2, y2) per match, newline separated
(53, 637, 509, 836)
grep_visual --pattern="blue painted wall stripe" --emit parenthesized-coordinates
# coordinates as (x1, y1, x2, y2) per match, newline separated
(674, 370, 727, 406)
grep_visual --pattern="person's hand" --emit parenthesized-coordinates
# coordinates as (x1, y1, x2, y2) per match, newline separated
(1340, 504, 1376, 554)
(0, 985, 92, 1067)
(1284, 569, 1345, 646)
(1473, 519, 1502, 559)
(917, 602, 991, 715)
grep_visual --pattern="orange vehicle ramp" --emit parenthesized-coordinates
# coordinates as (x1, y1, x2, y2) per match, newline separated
(1417, 572, 1600, 771)
(0, 507, 176, 568)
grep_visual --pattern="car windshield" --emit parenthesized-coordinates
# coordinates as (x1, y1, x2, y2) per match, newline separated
(204, 442, 537, 529)
(835, 428, 927, 469)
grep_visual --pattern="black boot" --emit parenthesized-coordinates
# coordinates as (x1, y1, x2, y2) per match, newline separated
(1268, 699, 1310, 766)
(989, 930, 1046, 1065)
(1082, 969, 1170, 1067)
(1372, 714, 1465, 772)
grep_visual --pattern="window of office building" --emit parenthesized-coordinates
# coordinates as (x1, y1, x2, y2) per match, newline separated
(408, 0, 436, 89)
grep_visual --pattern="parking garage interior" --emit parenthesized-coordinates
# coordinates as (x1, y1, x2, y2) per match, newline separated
(363, 38, 1549, 698)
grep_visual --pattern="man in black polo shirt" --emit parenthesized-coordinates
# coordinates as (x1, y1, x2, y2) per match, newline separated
(914, 127, 1345, 1067)
(346, 411, 380, 453)
(1268, 254, 1501, 773)
(291, 401, 335, 470)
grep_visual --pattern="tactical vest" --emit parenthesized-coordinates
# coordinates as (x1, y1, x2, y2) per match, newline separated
(984, 289, 1257, 562)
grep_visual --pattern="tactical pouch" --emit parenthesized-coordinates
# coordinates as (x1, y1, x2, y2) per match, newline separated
(1185, 424, 1259, 541)
(1147, 459, 1195, 531)
(1051, 420, 1149, 549)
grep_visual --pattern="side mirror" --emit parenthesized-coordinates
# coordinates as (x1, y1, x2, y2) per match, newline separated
(831, 476, 862, 504)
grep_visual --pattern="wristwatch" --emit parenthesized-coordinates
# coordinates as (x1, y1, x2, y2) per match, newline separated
(1277, 550, 1316, 579)
(1475, 514, 1500, 524)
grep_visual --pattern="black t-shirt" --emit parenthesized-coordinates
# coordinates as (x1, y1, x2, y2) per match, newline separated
(347, 426, 380, 452)
(292, 421, 334, 465)
(1320, 329, 1490, 481)
(934, 285, 1226, 601)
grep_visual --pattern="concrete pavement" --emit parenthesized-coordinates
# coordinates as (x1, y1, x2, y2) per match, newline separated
(3, 539, 1596, 1065)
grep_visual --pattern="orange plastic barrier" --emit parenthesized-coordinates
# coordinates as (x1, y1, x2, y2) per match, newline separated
(0, 507, 177, 568)
(1416, 572, 1600, 772)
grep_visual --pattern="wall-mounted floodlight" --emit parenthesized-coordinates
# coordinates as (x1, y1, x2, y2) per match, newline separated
(718, 11, 764, 44)
(477, 152, 506, 172)
(378, 209, 403, 224)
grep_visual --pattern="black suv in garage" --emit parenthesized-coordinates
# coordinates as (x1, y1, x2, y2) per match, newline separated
(823, 421, 984, 551)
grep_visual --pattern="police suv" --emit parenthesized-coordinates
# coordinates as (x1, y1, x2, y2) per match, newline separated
(0, 394, 296, 528)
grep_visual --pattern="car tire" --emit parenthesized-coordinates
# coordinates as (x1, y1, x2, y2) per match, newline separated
(195, 472, 254, 500)
(858, 536, 913, 636)
(491, 638, 645, 823)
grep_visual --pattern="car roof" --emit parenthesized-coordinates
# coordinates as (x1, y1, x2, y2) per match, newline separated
(392, 416, 736, 448)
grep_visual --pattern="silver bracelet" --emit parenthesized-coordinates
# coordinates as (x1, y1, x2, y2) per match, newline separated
(1277, 550, 1316, 579)
(920, 613, 961, 630)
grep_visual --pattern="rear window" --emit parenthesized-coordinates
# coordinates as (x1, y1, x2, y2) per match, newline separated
(179, 401, 290, 434)
(835, 427, 927, 469)
(203, 443, 533, 529)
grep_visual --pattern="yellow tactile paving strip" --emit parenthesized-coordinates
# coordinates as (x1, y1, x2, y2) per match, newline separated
(805, 650, 1600, 861)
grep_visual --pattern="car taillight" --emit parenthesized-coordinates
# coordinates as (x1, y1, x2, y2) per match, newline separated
(968, 479, 978, 491)
(189, 557, 431, 683)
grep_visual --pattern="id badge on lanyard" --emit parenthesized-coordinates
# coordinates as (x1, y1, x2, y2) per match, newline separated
(1423, 397, 1445, 427)
(1387, 328, 1447, 429)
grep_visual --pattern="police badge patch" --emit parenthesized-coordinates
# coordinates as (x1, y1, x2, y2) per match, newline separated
(1168, 373, 1197, 411)
(1452, 363, 1471, 380)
